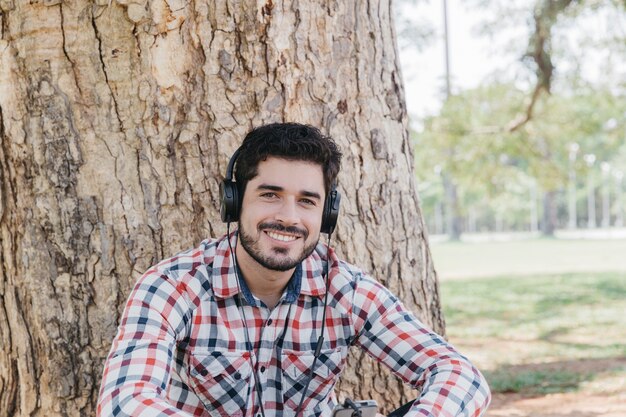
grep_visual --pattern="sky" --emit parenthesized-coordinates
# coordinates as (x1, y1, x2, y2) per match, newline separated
(396, 0, 626, 123)
(396, 0, 525, 121)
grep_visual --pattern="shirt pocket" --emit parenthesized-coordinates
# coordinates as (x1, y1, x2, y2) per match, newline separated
(281, 347, 345, 412)
(186, 350, 252, 416)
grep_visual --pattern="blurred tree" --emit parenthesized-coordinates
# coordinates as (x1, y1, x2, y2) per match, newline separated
(466, 0, 626, 131)
(415, 82, 626, 235)
(405, 0, 625, 237)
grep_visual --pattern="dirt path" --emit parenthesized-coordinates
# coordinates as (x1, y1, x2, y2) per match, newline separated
(488, 391, 626, 417)
(486, 358, 626, 417)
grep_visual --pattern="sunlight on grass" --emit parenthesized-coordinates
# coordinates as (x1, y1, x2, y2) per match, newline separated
(431, 239, 626, 279)
(439, 271, 626, 394)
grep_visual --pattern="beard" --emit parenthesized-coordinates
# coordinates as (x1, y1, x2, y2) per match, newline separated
(238, 221, 319, 271)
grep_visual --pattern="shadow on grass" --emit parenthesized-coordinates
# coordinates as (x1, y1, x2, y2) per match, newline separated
(485, 357, 626, 396)
(533, 274, 626, 312)
(442, 272, 626, 343)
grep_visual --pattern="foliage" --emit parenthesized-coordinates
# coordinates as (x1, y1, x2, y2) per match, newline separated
(414, 82, 626, 232)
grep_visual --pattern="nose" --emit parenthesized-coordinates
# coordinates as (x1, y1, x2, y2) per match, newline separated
(274, 198, 300, 225)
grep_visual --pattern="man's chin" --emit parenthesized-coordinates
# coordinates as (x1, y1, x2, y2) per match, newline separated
(266, 250, 299, 269)
(259, 256, 301, 272)
(238, 228, 319, 272)
(270, 246, 291, 256)
(268, 242, 321, 270)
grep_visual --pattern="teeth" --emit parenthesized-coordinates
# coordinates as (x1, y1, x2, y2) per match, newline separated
(267, 231, 298, 242)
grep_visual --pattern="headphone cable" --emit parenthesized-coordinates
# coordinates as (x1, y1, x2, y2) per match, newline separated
(226, 225, 334, 417)
(227, 223, 268, 417)
(294, 230, 333, 417)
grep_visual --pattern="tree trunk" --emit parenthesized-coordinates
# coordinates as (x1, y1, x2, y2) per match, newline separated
(0, 1, 443, 415)
(443, 173, 462, 240)
(542, 191, 557, 236)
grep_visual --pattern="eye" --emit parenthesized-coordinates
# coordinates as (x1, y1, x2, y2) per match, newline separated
(260, 192, 278, 199)
(300, 198, 317, 206)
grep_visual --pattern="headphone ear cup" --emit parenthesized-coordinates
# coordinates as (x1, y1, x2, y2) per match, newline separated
(321, 188, 341, 234)
(220, 180, 240, 223)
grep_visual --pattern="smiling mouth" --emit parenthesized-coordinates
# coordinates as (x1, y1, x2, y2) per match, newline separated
(265, 230, 300, 242)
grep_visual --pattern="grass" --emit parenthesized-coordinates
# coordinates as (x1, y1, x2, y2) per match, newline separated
(431, 238, 626, 279)
(431, 238, 626, 396)
(440, 272, 626, 395)
(486, 369, 589, 395)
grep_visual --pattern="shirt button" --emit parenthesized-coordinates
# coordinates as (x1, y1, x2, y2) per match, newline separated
(234, 372, 241, 380)
(260, 366, 266, 373)
(267, 319, 273, 325)
(200, 369, 208, 377)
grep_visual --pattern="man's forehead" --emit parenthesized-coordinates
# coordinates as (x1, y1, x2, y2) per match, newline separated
(255, 157, 322, 171)
(250, 157, 325, 191)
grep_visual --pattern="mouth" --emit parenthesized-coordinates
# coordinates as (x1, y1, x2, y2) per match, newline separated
(264, 230, 301, 243)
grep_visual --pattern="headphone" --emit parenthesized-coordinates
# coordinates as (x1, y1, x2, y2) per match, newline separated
(220, 147, 341, 234)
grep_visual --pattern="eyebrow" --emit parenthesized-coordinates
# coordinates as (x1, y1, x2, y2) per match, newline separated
(301, 190, 322, 200)
(256, 184, 322, 200)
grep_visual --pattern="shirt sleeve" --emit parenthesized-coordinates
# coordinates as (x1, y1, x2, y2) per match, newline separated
(97, 269, 195, 417)
(351, 275, 491, 417)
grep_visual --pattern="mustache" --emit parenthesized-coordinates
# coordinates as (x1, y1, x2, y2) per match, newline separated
(258, 222, 308, 239)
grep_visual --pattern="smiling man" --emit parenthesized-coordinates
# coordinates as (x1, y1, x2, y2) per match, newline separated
(97, 123, 491, 417)
(236, 158, 325, 309)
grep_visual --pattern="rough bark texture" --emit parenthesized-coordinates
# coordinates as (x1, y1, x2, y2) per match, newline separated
(0, 1, 443, 415)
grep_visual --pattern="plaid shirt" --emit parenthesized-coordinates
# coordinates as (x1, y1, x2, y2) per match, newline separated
(97, 233, 490, 417)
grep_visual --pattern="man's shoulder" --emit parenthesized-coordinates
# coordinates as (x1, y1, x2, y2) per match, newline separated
(333, 258, 367, 283)
(318, 249, 399, 318)
(317, 245, 383, 291)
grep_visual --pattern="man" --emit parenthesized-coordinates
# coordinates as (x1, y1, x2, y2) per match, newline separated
(97, 123, 490, 417)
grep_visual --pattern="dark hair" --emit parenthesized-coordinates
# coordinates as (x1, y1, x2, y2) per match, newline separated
(234, 122, 342, 196)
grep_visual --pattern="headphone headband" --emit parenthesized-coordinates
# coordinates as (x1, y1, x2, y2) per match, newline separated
(224, 147, 241, 182)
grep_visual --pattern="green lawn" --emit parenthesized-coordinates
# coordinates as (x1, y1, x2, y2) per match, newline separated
(432, 239, 626, 396)
(431, 238, 626, 280)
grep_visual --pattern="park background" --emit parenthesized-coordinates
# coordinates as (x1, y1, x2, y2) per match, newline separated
(0, 0, 624, 416)
(395, 0, 626, 416)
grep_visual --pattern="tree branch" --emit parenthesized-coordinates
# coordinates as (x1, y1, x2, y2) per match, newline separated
(506, 0, 578, 132)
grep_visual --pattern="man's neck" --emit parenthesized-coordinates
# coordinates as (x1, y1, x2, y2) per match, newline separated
(235, 242, 294, 310)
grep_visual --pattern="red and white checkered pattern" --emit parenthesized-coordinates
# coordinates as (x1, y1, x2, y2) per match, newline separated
(97, 233, 490, 416)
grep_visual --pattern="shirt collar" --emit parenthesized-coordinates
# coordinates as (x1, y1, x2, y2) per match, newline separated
(299, 243, 328, 298)
(209, 232, 241, 299)
(210, 232, 329, 302)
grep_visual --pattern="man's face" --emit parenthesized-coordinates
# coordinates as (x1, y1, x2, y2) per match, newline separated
(237, 157, 326, 271)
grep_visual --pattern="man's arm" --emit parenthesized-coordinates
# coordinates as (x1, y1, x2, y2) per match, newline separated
(351, 276, 491, 417)
(97, 270, 194, 417)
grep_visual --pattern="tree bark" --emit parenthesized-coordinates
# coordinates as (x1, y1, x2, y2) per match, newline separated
(0, 1, 443, 415)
